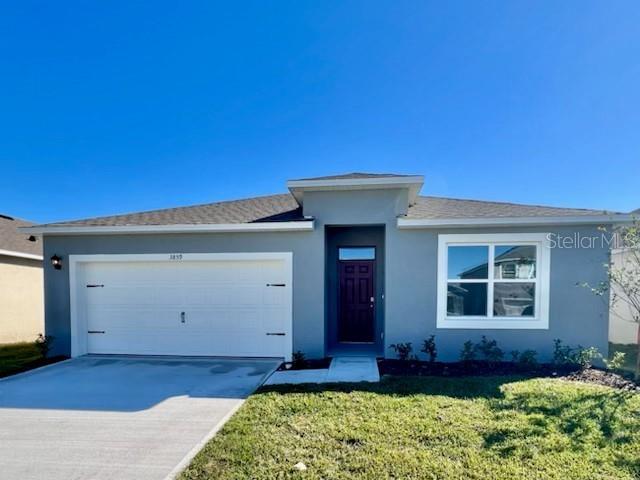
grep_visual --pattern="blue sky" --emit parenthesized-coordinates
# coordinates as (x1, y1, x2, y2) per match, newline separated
(1, 1, 638, 223)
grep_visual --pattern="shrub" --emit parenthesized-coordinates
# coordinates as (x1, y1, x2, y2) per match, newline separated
(573, 346, 601, 370)
(477, 336, 503, 363)
(553, 340, 603, 369)
(604, 351, 626, 372)
(292, 350, 307, 369)
(460, 341, 476, 362)
(517, 349, 538, 367)
(553, 339, 574, 365)
(421, 336, 437, 362)
(389, 343, 413, 362)
(35, 334, 53, 358)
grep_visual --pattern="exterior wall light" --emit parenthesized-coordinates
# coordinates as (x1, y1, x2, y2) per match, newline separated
(51, 254, 63, 270)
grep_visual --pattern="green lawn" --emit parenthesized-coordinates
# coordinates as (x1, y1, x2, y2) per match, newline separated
(0, 342, 46, 378)
(181, 376, 640, 480)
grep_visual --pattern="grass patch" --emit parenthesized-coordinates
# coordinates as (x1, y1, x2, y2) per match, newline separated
(180, 376, 640, 480)
(0, 342, 63, 378)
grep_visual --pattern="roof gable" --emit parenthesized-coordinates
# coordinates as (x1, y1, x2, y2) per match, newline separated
(290, 172, 414, 181)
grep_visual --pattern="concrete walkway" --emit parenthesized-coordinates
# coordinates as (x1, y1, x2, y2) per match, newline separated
(264, 356, 380, 385)
(0, 356, 280, 480)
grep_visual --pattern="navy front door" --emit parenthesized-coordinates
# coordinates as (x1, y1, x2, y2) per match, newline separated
(338, 260, 375, 342)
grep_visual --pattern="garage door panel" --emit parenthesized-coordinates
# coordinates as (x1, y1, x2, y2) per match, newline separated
(88, 309, 183, 334)
(77, 255, 291, 359)
(262, 307, 287, 330)
(264, 287, 286, 305)
(88, 286, 180, 306)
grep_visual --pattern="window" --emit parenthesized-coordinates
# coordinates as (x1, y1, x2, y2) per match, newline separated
(437, 233, 550, 329)
(338, 247, 375, 260)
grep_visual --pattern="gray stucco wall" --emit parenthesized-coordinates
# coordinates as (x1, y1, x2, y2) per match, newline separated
(42, 231, 325, 358)
(386, 225, 611, 361)
(42, 188, 611, 361)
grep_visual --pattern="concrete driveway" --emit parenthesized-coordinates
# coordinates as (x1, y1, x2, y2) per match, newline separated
(0, 356, 280, 480)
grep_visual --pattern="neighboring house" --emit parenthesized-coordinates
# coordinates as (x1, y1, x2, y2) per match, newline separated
(609, 208, 640, 345)
(0, 215, 44, 343)
(22, 173, 634, 361)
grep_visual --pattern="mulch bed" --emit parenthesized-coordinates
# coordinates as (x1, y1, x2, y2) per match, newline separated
(378, 359, 577, 377)
(561, 368, 640, 392)
(277, 357, 332, 371)
(378, 359, 639, 392)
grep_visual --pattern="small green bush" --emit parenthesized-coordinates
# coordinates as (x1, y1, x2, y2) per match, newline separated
(421, 335, 437, 362)
(477, 336, 503, 363)
(460, 341, 476, 362)
(553, 339, 603, 369)
(389, 343, 413, 362)
(574, 346, 601, 370)
(292, 350, 307, 369)
(35, 334, 54, 358)
(517, 349, 538, 367)
(553, 339, 574, 365)
(604, 351, 626, 372)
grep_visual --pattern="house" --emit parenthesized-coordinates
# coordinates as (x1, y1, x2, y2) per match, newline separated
(22, 173, 634, 361)
(609, 208, 640, 345)
(0, 215, 44, 343)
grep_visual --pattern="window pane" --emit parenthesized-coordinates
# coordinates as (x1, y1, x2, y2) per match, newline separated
(447, 283, 488, 316)
(493, 283, 536, 317)
(338, 247, 375, 260)
(494, 245, 536, 279)
(447, 246, 489, 279)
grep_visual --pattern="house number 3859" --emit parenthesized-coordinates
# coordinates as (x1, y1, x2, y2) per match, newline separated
(169, 254, 183, 260)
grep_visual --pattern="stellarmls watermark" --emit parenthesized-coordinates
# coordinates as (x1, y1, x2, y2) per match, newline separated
(547, 231, 639, 249)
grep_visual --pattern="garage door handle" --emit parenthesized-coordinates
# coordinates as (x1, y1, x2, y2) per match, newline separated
(88, 330, 105, 334)
(86, 284, 104, 288)
(266, 283, 286, 287)
(266, 332, 286, 336)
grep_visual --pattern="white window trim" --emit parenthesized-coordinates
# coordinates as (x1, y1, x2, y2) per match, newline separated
(437, 233, 551, 329)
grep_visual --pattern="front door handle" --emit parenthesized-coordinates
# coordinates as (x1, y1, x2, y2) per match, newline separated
(180, 312, 186, 323)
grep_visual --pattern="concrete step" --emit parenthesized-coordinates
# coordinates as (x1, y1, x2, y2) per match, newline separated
(263, 356, 380, 385)
(326, 356, 380, 383)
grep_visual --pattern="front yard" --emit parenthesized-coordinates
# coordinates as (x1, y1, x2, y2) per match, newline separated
(181, 376, 640, 480)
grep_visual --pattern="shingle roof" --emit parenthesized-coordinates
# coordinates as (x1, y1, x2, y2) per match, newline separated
(405, 196, 615, 219)
(39, 194, 303, 227)
(32, 193, 620, 229)
(0, 215, 42, 256)
(291, 172, 413, 181)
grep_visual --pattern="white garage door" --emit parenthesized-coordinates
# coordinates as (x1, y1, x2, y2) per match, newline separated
(71, 253, 292, 360)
